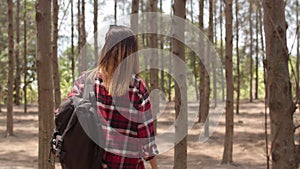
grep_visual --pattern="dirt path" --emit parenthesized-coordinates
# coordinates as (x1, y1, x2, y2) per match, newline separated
(0, 101, 269, 169)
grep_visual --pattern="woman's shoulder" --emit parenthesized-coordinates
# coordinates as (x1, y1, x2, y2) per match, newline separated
(132, 74, 145, 86)
(132, 74, 148, 95)
(76, 70, 95, 81)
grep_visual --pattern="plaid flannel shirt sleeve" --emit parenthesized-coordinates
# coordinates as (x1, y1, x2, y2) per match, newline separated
(68, 74, 86, 98)
(55, 74, 86, 115)
(137, 80, 159, 161)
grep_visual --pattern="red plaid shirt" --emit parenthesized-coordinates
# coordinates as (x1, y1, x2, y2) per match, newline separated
(68, 73, 158, 169)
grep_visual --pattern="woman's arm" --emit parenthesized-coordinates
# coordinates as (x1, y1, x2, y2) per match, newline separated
(136, 78, 159, 165)
(149, 157, 158, 169)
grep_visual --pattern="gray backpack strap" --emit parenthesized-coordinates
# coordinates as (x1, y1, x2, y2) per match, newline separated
(83, 72, 95, 100)
(76, 72, 103, 147)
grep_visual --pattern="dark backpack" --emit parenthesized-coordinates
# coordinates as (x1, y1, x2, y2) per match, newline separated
(49, 75, 104, 169)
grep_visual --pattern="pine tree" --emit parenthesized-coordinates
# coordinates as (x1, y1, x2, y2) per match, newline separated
(173, 0, 187, 168)
(14, 0, 21, 106)
(263, 0, 296, 168)
(52, 0, 61, 108)
(222, 0, 234, 164)
(36, 0, 55, 168)
(7, 0, 14, 137)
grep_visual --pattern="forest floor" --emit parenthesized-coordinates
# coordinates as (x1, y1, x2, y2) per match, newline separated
(0, 100, 278, 169)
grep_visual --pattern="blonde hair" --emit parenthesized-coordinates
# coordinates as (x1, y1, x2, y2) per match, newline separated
(96, 26, 138, 96)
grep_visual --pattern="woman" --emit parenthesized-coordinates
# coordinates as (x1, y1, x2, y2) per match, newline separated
(69, 25, 158, 169)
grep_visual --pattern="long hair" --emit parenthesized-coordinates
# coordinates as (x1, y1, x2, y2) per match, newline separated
(96, 26, 138, 96)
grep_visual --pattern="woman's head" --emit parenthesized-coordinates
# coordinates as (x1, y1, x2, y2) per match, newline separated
(97, 25, 138, 96)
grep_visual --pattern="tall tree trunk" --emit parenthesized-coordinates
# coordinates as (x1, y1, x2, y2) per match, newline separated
(23, 0, 28, 114)
(114, 0, 117, 24)
(77, 0, 80, 53)
(148, 0, 159, 134)
(235, 0, 240, 114)
(198, 0, 206, 123)
(141, 0, 150, 86)
(159, 0, 165, 96)
(190, 0, 194, 22)
(131, 0, 139, 32)
(81, 0, 86, 46)
(77, 0, 81, 72)
(296, 0, 300, 110)
(168, 40, 173, 102)
(190, 0, 199, 100)
(173, 0, 187, 168)
(255, 3, 259, 100)
(141, 0, 145, 49)
(94, 0, 98, 66)
(220, 0, 225, 101)
(258, 0, 266, 101)
(14, 0, 21, 106)
(168, 0, 174, 101)
(212, 0, 217, 108)
(140, 1, 150, 87)
(71, 0, 75, 83)
(52, 0, 61, 108)
(214, 0, 217, 43)
(249, 1, 253, 102)
(7, 0, 14, 136)
(78, 0, 87, 73)
(202, 0, 214, 136)
(263, 0, 297, 168)
(191, 51, 199, 100)
(36, 0, 55, 168)
(222, 0, 234, 164)
(259, 1, 269, 168)
(77, 0, 87, 74)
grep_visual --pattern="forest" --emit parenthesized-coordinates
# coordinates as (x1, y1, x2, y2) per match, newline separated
(0, 0, 299, 169)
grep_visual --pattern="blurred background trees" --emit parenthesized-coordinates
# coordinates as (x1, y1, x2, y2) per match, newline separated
(1, 0, 299, 168)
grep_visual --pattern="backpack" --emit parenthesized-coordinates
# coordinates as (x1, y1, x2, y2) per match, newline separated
(49, 74, 105, 169)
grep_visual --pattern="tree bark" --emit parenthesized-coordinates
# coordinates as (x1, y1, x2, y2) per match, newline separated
(222, 0, 234, 164)
(209, 0, 217, 109)
(94, 0, 98, 67)
(148, 0, 159, 134)
(249, 1, 253, 102)
(141, 0, 145, 49)
(35, 0, 55, 168)
(77, 0, 81, 55)
(77, 0, 81, 72)
(131, 0, 139, 33)
(202, 0, 214, 136)
(71, 0, 75, 83)
(173, 0, 187, 168)
(220, 0, 225, 101)
(255, 2, 259, 100)
(78, 0, 87, 73)
(7, 0, 14, 136)
(114, 0, 117, 24)
(263, 0, 297, 168)
(296, 0, 300, 111)
(52, 0, 61, 108)
(198, 0, 209, 123)
(76, 0, 87, 74)
(235, 0, 240, 114)
(14, 0, 21, 106)
(168, 40, 173, 102)
(258, 0, 266, 101)
(141, 0, 150, 86)
(190, 0, 199, 100)
(159, 0, 164, 96)
(261, 1, 269, 165)
(191, 52, 199, 100)
(23, 0, 27, 114)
